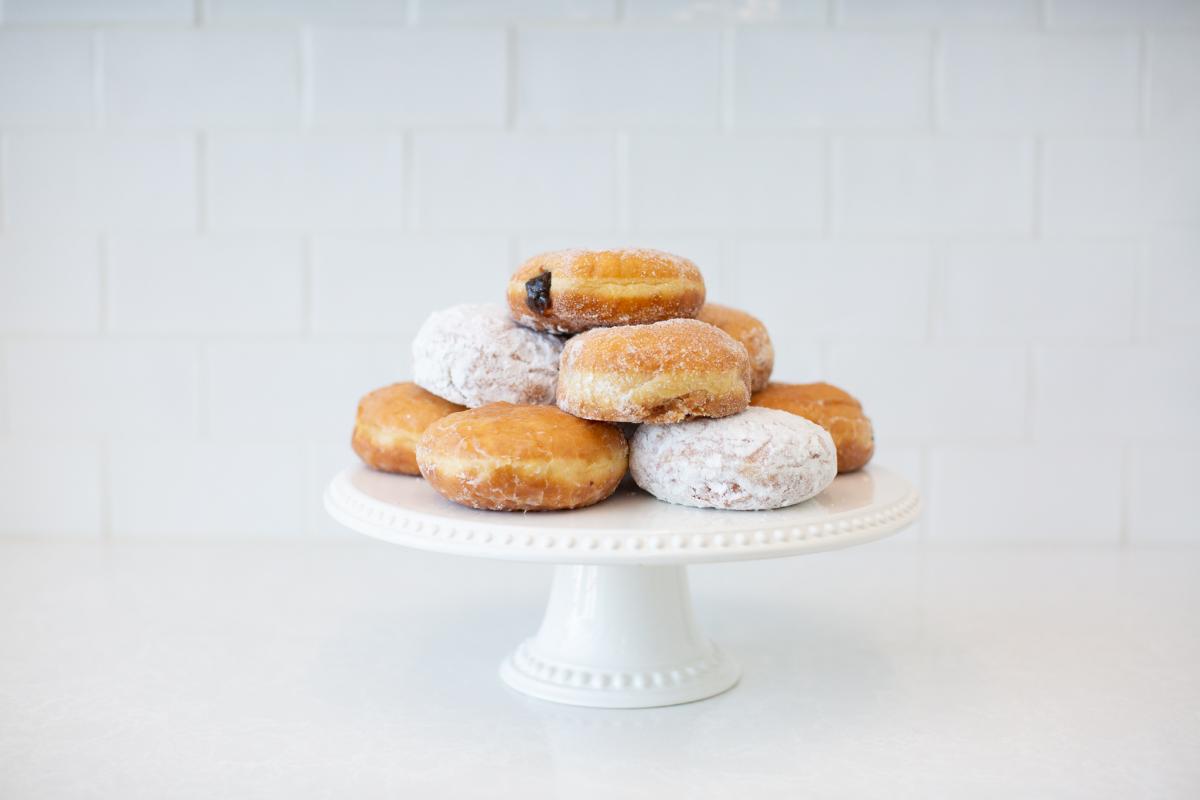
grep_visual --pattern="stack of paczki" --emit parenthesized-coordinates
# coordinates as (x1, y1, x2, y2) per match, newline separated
(350, 250, 875, 512)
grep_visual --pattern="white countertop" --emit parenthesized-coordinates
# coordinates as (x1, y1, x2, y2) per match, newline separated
(2, 541, 1198, 799)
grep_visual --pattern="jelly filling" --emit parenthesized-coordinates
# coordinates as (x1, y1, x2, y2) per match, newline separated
(525, 271, 552, 314)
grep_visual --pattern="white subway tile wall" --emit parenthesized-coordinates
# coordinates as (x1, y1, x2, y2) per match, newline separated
(106, 236, 305, 334)
(834, 137, 1034, 234)
(629, 134, 824, 231)
(940, 241, 1140, 341)
(5, 133, 197, 231)
(837, 0, 1040, 27)
(928, 445, 1124, 543)
(3, 0, 194, 24)
(6, 341, 200, 437)
(414, 132, 617, 230)
(104, 31, 301, 129)
(0, 31, 95, 127)
(0, 0, 1195, 544)
(206, 134, 406, 231)
(939, 34, 1141, 131)
(734, 31, 930, 130)
(518, 29, 722, 126)
(0, 237, 100, 333)
(311, 29, 506, 127)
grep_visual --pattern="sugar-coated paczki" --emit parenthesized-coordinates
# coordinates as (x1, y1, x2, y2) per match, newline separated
(556, 318, 751, 424)
(412, 303, 563, 408)
(696, 303, 775, 392)
(629, 407, 838, 511)
(507, 248, 705, 334)
(751, 382, 874, 473)
(352, 382, 465, 475)
(417, 403, 628, 512)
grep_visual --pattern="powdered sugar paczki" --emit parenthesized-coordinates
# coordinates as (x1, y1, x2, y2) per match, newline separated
(413, 304, 563, 408)
(629, 407, 837, 510)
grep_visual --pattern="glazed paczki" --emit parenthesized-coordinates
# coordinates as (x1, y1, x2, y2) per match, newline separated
(696, 303, 775, 392)
(412, 303, 563, 408)
(751, 382, 874, 473)
(557, 318, 751, 424)
(507, 248, 705, 334)
(629, 407, 837, 511)
(417, 403, 628, 512)
(352, 382, 465, 475)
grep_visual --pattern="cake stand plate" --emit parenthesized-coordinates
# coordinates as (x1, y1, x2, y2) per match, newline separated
(325, 466, 920, 708)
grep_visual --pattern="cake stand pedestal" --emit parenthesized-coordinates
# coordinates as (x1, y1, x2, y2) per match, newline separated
(325, 466, 920, 709)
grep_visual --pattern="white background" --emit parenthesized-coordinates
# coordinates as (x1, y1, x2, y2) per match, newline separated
(0, 0, 1198, 545)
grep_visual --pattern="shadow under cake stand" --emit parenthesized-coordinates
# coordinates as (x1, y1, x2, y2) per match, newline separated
(325, 465, 920, 709)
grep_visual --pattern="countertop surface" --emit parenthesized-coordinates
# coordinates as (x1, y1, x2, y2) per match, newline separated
(2, 541, 1198, 799)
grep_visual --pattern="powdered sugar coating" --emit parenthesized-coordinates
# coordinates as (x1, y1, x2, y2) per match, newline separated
(629, 407, 838, 510)
(413, 304, 563, 408)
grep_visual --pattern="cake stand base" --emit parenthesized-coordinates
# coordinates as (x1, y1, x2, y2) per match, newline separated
(499, 564, 740, 708)
(326, 465, 921, 709)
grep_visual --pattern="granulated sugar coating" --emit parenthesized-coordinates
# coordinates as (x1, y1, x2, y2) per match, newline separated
(557, 318, 752, 423)
(507, 248, 705, 334)
(697, 303, 775, 392)
(416, 402, 628, 512)
(629, 407, 838, 510)
(412, 303, 563, 408)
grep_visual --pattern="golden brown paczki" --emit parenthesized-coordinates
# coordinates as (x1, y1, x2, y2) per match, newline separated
(416, 403, 628, 511)
(507, 248, 705, 334)
(750, 382, 875, 473)
(696, 303, 775, 392)
(352, 382, 465, 475)
(557, 318, 752, 424)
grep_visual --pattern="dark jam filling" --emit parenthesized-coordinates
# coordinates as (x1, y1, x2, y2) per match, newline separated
(525, 271, 552, 315)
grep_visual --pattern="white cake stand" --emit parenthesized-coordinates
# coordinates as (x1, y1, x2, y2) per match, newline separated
(325, 466, 920, 709)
